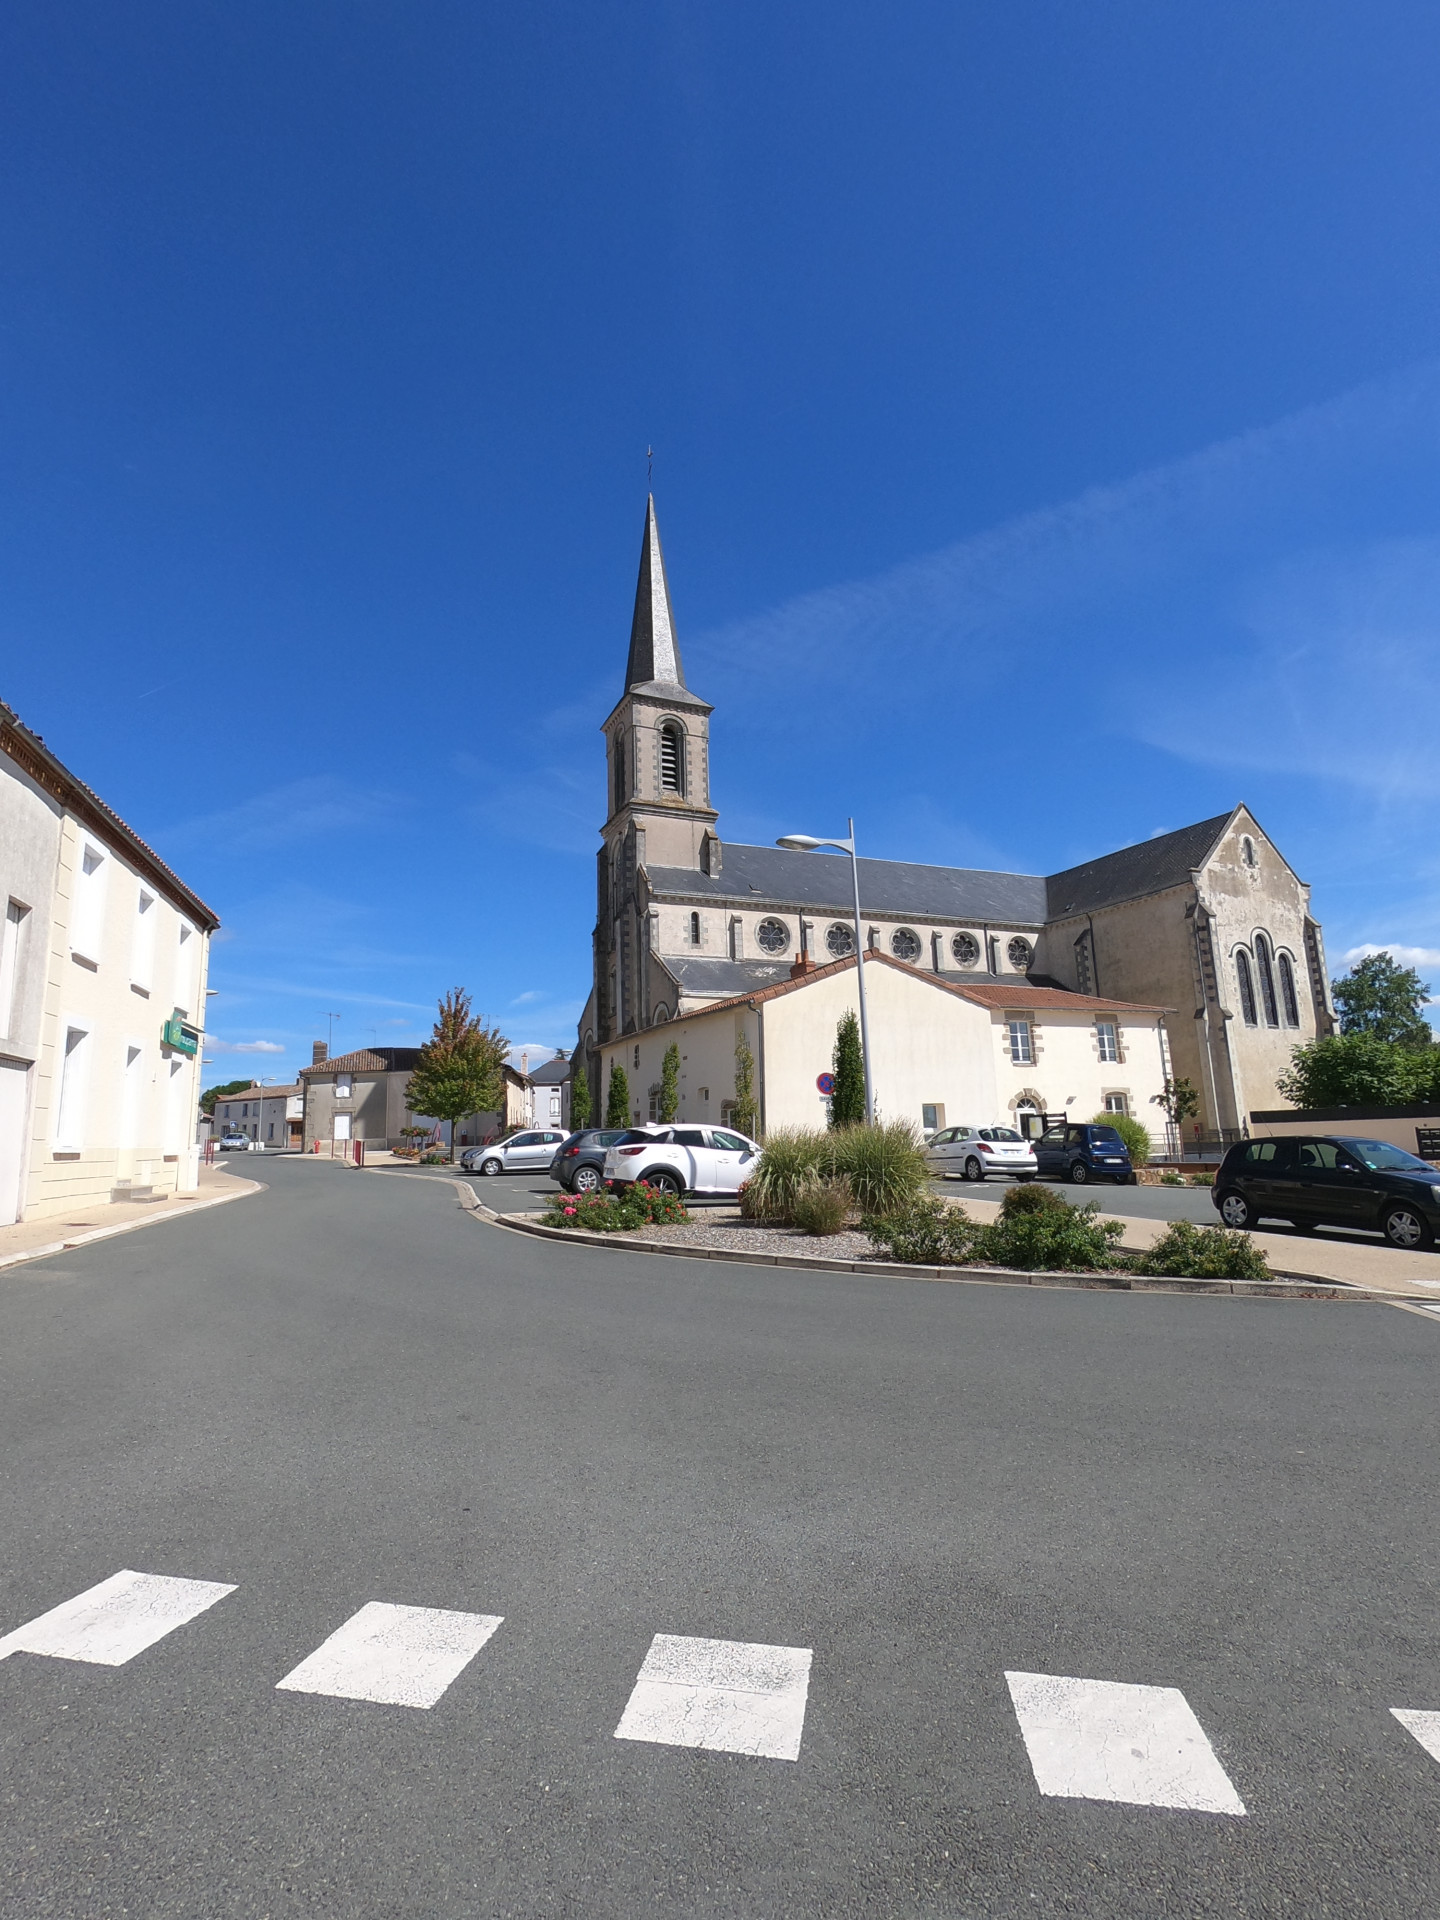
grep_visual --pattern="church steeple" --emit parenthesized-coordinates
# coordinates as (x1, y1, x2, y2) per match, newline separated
(624, 494, 685, 691)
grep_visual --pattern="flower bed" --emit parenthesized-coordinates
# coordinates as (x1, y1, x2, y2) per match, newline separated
(543, 1181, 690, 1233)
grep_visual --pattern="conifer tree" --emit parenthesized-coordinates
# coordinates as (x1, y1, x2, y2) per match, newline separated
(829, 1009, 866, 1128)
(731, 1029, 759, 1137)
(605, 1062, 631, 1127)
(569, 1059, 592, 1126)
(659, 1042, 680, 1122)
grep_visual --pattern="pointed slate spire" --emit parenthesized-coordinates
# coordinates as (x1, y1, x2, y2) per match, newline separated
(624, 495, 686, 690)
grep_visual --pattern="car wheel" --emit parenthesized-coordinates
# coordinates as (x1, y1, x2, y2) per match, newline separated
(480, 1158, 502, 1177)
(1069, 1161, 1089, 1184)
(1382, 1204, 1433, 1251)
(648, 1170, 684, 1197)
(1015, 1173, 1035, 1183)
(1217, 1189, 1255, 1230)
(963, 1156, 985, 1182)
(573, 1166, 601, 1193)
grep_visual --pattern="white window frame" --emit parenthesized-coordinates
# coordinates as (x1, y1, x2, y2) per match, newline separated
(70, 842, 109, 965)
(1103, 1091, 1130, 1116)
(1007, 1020, 1033, 1065)
(335, 1075, 353, 1099)
(131, 888, 157, 991)
(0, 899, 28, 1040)
(1096, 1020, 1120, 1064)
(120, 1041, 145, 1149)
(54, 1020, 92, 1147)
(333, 1112, 352, 1141)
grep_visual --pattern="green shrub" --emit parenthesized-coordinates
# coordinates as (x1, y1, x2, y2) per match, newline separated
(1190, 1171, 1215, 1187)
(1160, 1172, 1186, 1186)
(1129, 1220, 1270, 1281)
(999, 1181, 1069, 1219)
(1091, 1111, 1153, 1166)
(544, 1181, 690, 1233)
(743, 1128, 829, 1221)
(977, 1201, 1125, 1272)
(790, 1176, 852, 1236)
(827, 1120, 930, 1216)
(864, 1196, 978, 1265)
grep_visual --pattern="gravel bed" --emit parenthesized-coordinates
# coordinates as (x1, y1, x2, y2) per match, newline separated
(622, 1207, 882, 1262)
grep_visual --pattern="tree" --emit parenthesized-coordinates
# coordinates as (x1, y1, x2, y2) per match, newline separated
(569, 1057, 592, 1126)
(200, 1078, 254, 1117)
(829, 1009, 866, 1129)
(1091, 1110, 1152, 1166)
(403, 989, 509, 1162)
(658, 1042, 680, 1122)
(1151, 1075, 1200, 1128)
(1277, 1033, 1439, 1110)
(605, 1062, 631, 1127)
(731, 1028, 759, 1137)
(1332, 951, 1434, 1049)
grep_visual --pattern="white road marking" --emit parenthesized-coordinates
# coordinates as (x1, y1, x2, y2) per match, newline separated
(0, 1569, 236, 1667)
(275, 1602, 503, 1708)
(1391, 1707, 1440, 1764)
(614, 1633, 812, 1760)
(1005, 1670, 1247, 1815)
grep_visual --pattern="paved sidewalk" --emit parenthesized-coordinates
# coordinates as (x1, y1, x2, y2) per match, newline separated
(0, 1163, 262, 1272)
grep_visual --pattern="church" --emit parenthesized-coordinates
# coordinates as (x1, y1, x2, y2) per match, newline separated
(575, 500, 1336, 1148)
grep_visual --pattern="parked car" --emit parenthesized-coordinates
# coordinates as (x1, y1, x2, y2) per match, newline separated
(548, 1128, 628, 1193)
(1213, 1134, 1440, 1249)
(924, 1125, 1037, 1182)
(1034, 1122, 1137, 1184)
(602, 1124, 760, 1197)
(461, 1129, 569, 1175)
(217, 1133, 250, 1152)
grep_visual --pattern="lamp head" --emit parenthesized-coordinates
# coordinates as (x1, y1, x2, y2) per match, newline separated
(776, 834, 821, 852)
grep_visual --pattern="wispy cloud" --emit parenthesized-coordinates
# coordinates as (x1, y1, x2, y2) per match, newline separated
(161, 778, 412, 853)
(209, 1037, 286, 1055)
(1341, 943, 1440, 975)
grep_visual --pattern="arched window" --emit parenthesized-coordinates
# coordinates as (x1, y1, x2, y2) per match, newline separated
(1254, 933, 1279, 1026)
(1241, 836, 1257, 868)
(1236, 949, 1258, 1026)
(1278, 951, 1300, 1026)
(659, 722, 685, 795)
(689, 911, 701, 945)
(613, 737, 626, 813)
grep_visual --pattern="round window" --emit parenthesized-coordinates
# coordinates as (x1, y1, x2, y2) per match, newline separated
(952, 932, 980, 968)
(1007, 937, 1033, 972)
(890, 927, 922, 962)
(755, 918, 790, 955)
(826, 922, 854, 958)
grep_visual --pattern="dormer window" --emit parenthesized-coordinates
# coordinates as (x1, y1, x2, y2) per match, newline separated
(659, 721, 684, 795)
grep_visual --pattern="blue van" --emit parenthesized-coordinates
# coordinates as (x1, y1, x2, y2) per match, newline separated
(1034, 1122, 1136, 1185)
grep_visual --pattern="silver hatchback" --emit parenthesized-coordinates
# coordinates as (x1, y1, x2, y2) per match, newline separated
(924, 1125, 1038, 1182)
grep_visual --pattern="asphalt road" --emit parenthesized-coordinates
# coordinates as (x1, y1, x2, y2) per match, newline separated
(2, 1156, 1438, 1918)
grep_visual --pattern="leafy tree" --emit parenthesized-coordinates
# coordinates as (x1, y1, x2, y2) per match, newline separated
(829, 1009, 866, 1128)
(569, 1057, 592, 1126)
(605, 1062, 631, 1127)
(1332, 951, 1434, 1049)
(200, 1078, 254, 1117)
(403, 989, 509, 1162)
(1278, 1033, 1439, 1110)
(1151, 1075, 1200, 1128)
(731, 1029, 759, 1137)
(659, 1041, 680, 1122)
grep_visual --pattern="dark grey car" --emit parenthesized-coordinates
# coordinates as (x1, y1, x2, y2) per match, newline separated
(548, 1128, 627, 1193)
(1213, 1134, 1440, 1249)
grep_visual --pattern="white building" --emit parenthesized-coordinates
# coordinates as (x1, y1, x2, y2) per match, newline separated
(0, 701, 218, 1224)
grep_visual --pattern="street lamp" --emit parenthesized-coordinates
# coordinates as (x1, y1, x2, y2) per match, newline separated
(775, 818, 874, 1124)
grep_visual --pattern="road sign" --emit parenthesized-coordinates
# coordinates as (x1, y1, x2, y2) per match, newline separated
(816, 1072, 835, 1096)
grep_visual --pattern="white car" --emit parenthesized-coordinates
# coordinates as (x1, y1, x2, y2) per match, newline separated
(925, 1125, 1037, 1182)
(463, 1129, 569, 1175)
(603, 1124, 760, 1197)
(217, 1133, 251, 1152)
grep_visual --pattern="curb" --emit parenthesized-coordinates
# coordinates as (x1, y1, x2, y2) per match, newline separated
(0, 1174, 266, 1274)
(457, 1192, 1400, 1303)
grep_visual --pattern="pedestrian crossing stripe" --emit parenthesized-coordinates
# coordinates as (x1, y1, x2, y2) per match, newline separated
(0, 1570, 236, 1667)
(1391, 1708, 1440, 1765)
(615, 1634, 813, 1760)
(276, 1602, 504, 1708)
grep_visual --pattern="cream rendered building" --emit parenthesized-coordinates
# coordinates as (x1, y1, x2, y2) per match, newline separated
(0, 702, 218, 1225)
(576, 501, 1336, 1145)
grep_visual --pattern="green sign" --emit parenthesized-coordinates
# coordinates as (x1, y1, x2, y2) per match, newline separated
(162, 1018, 200, 1056)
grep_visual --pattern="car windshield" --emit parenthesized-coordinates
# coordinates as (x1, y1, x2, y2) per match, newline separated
(1089, 1127, 1124, 1145)
(1346, 1138, 1434, 1172)
(979, 1128, 1022, 1142)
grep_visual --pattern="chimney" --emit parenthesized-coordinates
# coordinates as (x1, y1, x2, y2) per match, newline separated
(790, 955, 816, 980)
(312, 1041, 328, 1065)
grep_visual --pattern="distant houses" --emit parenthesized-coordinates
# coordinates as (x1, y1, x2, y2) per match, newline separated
(295, 1041, 573, 1153)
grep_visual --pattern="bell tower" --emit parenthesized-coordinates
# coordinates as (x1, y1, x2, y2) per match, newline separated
(594, 497, 718, 1041)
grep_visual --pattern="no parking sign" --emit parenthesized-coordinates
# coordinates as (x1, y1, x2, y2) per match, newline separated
(816, 1072, 836, 1096)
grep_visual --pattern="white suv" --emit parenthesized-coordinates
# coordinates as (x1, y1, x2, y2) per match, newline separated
(603, 1125, 760, 1197)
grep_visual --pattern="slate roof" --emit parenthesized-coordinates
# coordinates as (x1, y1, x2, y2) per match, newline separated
(658, 955, 797, 998)
(1045, 811, 1236, 919)
(648, 844, 1048, 925)
(528, 1055, 572, 1085)
(299, 1047, 422, 1078)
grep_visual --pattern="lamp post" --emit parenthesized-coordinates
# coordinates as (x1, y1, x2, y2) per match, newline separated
(775, 818, 874, 1124)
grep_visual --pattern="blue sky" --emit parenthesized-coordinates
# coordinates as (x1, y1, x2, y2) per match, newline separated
(3, 0, 1439, 1083)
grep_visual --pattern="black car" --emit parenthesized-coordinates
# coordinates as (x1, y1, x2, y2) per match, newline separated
(547, 1128, 628, 1193)
(1034, 1122, 1137, 1185)
(1213, 1135, 1440, 1249)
